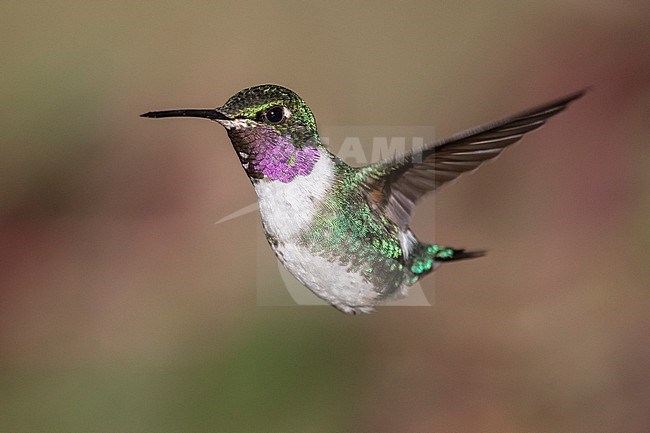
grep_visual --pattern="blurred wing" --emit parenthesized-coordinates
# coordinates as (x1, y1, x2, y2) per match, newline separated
(360, 89, 586, 228)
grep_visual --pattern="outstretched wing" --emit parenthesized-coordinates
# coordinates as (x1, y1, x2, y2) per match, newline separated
(359, 89, 586, 229)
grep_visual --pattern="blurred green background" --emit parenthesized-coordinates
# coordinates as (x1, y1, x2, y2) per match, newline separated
(1, 1, 649, 432)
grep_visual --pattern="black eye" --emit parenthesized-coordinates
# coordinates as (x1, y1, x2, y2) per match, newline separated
(264, 106, 285, 124)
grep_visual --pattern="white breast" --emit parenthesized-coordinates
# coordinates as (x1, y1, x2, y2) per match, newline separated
(253, 151, 335, 240)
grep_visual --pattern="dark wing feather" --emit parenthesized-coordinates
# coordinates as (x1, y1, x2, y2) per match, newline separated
(359, 89, 586, 229)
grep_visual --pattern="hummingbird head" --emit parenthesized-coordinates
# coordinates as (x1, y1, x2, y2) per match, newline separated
(142, 84, 323, 182)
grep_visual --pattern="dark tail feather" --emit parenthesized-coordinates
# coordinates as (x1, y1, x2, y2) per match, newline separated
(408, 244, 486, 276)
(437, 248, 486, 262)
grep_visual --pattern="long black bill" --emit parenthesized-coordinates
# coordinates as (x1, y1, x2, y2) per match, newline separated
(140, 109, 230, 120)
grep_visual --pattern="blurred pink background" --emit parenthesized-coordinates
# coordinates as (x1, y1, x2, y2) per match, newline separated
(1, 2, 649, 432)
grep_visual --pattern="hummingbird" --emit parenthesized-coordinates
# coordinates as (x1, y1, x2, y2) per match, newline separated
(142, 84, 584, 314)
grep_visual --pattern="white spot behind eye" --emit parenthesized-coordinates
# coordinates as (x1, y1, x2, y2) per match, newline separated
(283, 107, 292, 119)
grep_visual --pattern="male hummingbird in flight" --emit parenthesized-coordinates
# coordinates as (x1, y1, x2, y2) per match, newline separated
(142, 85, 584, 314)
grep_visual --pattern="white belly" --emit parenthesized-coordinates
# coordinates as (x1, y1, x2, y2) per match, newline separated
(274, 242, 382, 313)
